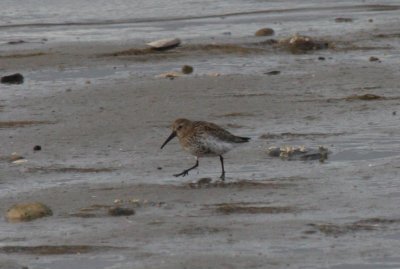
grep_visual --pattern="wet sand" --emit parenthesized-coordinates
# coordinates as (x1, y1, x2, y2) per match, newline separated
(1, 4, 400, 269)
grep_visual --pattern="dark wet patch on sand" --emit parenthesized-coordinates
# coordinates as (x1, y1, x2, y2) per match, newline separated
(210, 203, 297, 214)
(179, 226, 229, 235)
(26, 166, 116, 174)
(0, 120, 54, 128)
(308, 218, 400, 236)
(185, 44, 262, 54)
(186, 179, 294, 189)
(260, 132, 345, 140)
(68, 204, 113, 218)
(100, 37, 333, 61)
(0, 52, 47, 58)
(0, 245, 125, 255)
(334, 44, 393, 51)
(326, 94, 400, 102)
(374, 33, 400, 39)
(215, 112, 255, 117)
(100, 43, 263, 60)
(231, 93, 271, 98)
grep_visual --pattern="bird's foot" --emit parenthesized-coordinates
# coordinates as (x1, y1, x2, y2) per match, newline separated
(174, 170, 189, 177)
(219, 172, 225, 181)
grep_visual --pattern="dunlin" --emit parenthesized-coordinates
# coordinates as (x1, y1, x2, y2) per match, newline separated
(160, 118, 250, 180)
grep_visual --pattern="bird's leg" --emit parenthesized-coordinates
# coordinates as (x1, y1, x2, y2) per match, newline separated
(174, 158, 199, 177)
(219, 155, 225, 181)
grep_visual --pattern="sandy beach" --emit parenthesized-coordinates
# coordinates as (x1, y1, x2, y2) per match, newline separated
(1, 2, 400, 269)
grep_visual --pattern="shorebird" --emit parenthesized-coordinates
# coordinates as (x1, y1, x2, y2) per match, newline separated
(160, 118, 250, 180)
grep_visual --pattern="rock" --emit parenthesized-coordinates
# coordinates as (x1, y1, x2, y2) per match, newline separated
(279, 34, 329, 52)
(318, 56, 326, 60)
(181, 65, 194, 74)
(108, 207, 135, 216)
(1, 73, 24, 84)
(147, 38, 181, 51)
(369, 56, 380, 62)
(255, 28, 274, 36)
(33, 145, 42, 151)
(264, 70, 280, 75)
(268, 146, 329, 162)
(288, 35, 316, 50)
(6, 202, 52, 222)
(11, 159, 27, 164)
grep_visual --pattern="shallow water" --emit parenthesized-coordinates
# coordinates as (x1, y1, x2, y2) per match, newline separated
(1, 0, 400, 45)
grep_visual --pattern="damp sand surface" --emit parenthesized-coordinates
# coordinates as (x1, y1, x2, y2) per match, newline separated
(1, 2, 400, 269)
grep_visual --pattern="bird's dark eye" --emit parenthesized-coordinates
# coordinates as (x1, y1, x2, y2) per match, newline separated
(177, 125, 183, 130)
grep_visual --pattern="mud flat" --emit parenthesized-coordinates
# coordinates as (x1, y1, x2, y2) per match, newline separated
(1, 3, 400, 269)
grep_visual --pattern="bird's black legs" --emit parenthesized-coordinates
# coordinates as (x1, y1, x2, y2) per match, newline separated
(174, 159, 199, 177)
(219, 155, 225, 181)
(173, 157, 225, 180)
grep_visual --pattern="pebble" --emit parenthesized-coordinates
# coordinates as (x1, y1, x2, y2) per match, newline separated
(255, 28, 274, 36)
(1, 73, 24, 84)
(6, 202, 52, 222)
(108, 207, 135, 216)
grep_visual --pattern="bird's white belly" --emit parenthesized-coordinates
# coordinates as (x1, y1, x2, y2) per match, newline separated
(185, 137, 235, 157)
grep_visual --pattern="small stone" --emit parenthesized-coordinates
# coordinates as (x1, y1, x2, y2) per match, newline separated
(369, 56, 380, 62)
(6, 202, 52, 222)
(255, 28, 274, 36)
(264, 70, 280, 75)
(108, 207, 135, 216)
(181, 65, 194, 74)
(1, 73, 24, 84)
(11, 159, 27, 164)
(147, 38, 181, 50)
(368, 19, 373, 22)
(393, 111, 396, 115)
(33, 145, 41, 151)
(318, 56, 326, 60)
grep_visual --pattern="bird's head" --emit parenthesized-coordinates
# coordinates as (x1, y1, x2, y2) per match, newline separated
(160, 118, 192, 149)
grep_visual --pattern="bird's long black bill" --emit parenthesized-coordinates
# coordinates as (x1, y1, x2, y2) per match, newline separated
(160, 131, 177, 149)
